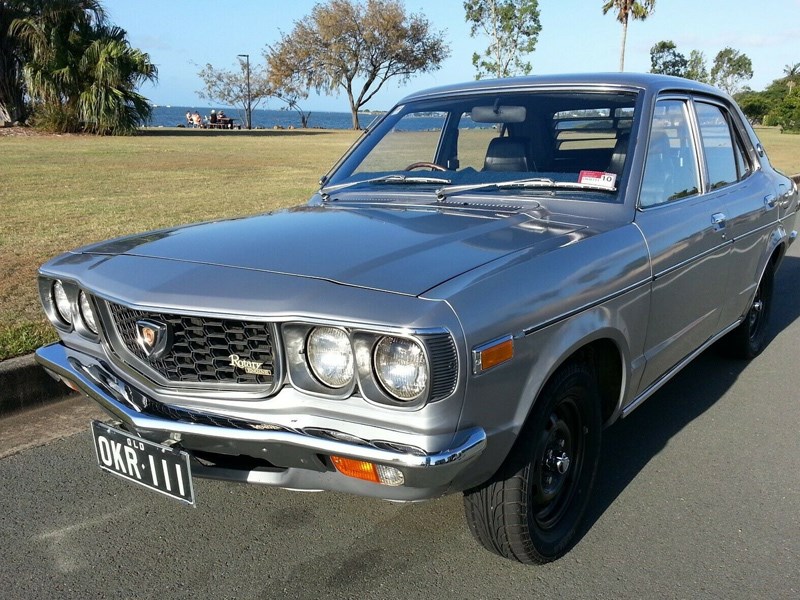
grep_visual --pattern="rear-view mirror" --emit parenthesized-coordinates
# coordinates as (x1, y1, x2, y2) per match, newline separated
(471, 105, 526, 123)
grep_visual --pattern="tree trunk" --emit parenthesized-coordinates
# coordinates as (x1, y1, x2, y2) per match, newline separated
(619, 18, 628, 72)
(347, 87, 360, 130)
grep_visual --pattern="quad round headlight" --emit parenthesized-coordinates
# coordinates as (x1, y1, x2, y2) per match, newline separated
(78, 291, 98, 334)
(374, 336, 428, 402)
(52, 280, 72, 324)
(307, 327, 354, 388)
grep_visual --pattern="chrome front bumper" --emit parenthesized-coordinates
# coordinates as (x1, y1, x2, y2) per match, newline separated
(35, 343, 486, 500)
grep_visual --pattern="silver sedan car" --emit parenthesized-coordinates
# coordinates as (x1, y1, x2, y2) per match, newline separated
(36, 73, 798, 564)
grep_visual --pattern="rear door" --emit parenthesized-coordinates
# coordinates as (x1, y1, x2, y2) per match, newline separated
(634, 97, 730, 394)
(691, 98, 778, 329)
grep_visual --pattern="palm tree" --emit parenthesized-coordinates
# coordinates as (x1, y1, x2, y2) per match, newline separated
(11, 0, 156, 134)
(602, 0, 656, 71)
(784, 62, 799, 94)
(11, 0, 106, 128)
(0, 0, 32, 123)
(78, 25, 157, 134)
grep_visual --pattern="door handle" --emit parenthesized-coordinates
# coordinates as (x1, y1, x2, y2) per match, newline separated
(764, 194, 776, 209)
(711, 213, 726, 231)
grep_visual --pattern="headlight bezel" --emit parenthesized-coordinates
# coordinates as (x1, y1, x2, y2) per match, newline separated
(372, 335, 429, 403)
(77, 290, 99, 336)
(39, 277, 75, 331)
(38, 276, 101, 341)
(282, 323, 357, 400)
(52, 280, 73, 325)
(282, 323, 450, 408)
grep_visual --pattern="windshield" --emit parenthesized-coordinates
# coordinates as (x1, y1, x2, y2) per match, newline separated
(325, 90, 640, 202)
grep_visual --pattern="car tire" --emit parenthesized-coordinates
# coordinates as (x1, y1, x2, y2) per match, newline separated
(463, 362, 602, 564)
(724, 266, 774, 359)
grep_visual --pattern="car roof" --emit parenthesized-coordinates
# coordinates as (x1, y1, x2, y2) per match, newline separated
(399, 72, 726, 103)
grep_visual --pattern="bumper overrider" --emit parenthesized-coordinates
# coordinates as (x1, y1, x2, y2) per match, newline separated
(36, 343, 486, 501)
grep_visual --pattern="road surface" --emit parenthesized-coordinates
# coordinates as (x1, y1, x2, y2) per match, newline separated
(1, 248, 799, 599)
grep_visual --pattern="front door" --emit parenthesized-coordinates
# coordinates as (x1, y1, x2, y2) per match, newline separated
(635, 98, 730, 394)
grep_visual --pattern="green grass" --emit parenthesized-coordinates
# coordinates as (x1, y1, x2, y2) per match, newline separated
(1, 126, 798, 360)
(753, 127, 800, 176)
(0, 128, 360, 360)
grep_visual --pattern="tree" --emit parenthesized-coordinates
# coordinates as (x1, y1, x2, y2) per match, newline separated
(649, 40, 687, 77)
(197, 58, 271, 125)
(685, 50, 709, 84)
(76, 25, 157, 134)
(464, 0, 541, 80)
(267, 0, 449, 130)
(767, 92, 800, 132)
(266, 66, 313, 128)
(602, 0, 655, 71)
(11, 0, 156, 134)
(736, 92, 771, 125)
(710, 47, 753, 95)
(0, 0, 31, 123)
(783, 62, 799, 94)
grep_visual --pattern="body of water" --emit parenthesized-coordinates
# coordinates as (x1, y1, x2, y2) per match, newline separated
(146, 105, 382, 130)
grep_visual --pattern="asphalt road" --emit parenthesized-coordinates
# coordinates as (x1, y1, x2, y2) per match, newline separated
(2, 248, 799, 600)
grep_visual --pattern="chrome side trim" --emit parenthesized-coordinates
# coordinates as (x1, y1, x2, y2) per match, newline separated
(621, 318, 742, 418)
(35, 343, 486, 471)
(523, 278, 651, 337)
(652, 239, 733, 281)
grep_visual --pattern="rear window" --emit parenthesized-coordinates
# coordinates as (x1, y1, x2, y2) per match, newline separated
(553, 107, 633, 151)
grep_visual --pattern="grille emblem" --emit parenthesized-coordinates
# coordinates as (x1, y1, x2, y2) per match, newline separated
(136, 319, 170, 360)
(229, 354, 272, 376)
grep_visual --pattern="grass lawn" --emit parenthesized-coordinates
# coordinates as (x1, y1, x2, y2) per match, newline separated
(0, 128, 360, 359)
(1, 126, 798, 360)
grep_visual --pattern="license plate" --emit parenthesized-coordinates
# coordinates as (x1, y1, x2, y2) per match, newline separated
(91, 421, 195, 505)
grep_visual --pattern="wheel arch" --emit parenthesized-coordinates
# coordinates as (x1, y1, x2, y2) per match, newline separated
(514, 321, 631, 435)
(533, 337, 624, 427)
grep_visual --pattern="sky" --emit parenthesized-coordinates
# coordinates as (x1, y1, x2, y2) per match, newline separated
(104, 0, 800, 111)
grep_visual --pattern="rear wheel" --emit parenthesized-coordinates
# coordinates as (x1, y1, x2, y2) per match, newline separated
(463, 362, 602, 564)
(724, 266, 774, 359)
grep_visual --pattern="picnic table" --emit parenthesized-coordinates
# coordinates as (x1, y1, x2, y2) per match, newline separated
(206, 117, 238, 129)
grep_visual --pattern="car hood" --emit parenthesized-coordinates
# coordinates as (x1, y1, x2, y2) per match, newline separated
(76, 204, 585, 296)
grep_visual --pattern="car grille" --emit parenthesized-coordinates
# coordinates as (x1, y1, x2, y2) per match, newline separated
(106, 302, 276, 387)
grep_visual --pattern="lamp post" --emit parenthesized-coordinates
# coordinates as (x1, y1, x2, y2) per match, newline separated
(237, 53, 251, 129)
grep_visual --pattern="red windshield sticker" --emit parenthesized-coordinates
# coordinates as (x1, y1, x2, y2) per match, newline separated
(578, 170, 617, 189)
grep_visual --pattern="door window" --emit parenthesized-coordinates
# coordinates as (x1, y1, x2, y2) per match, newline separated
(639, 100, 700, 208)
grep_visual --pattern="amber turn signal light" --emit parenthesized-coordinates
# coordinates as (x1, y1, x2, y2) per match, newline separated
(331, 456, 381, 483)
(473, 335, 514, 373)
(330, 456, 405, 486)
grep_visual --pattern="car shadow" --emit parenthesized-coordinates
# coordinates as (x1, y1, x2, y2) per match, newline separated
(579, 253, 800, 538)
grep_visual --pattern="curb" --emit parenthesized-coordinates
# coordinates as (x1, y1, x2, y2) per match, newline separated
(0, 353, 75, 416)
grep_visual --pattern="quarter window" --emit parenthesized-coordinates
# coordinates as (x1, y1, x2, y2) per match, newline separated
(640, 100, 700, 208)
(695, 102, 739, 190)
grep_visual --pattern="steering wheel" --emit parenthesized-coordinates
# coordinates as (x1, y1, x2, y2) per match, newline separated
(404, 162, 447, 172)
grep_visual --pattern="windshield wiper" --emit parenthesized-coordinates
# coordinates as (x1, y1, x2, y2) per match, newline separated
(320, 174, 452, 199)
(435, 177, 616, 201)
